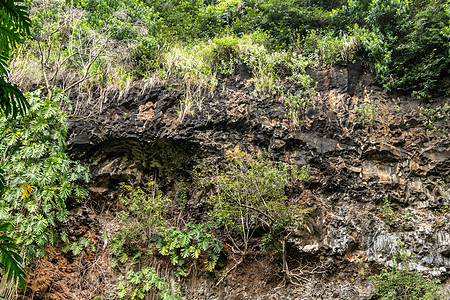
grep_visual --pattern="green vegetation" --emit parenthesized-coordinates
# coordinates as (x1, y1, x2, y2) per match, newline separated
(284, 92, 311, 124)
(110, 180, 224, 298)
(418, 103, 449, 138)
(0, 0, 30, 117)
(61, 235, 96, 256)
(353, 0, 450, 99)
(0, 222, 27, 291)
(380, 196, 397, 226)
(356, 100, 380, 126)
(2, 0, 449, 297)
(112, 152, 310, 295)
(0, 1, 31, 293)
(163, 34, 315, 120)
(371, 242, 446, 299)
(110, 181, 174, 266)
(0, 90, 90, 260)
(12, 0, 450, 120)
(13, 0, 450, 102)
(117, 267, 181, 300)
(149, 223, 223, 276)
(195, 151, 311, 278)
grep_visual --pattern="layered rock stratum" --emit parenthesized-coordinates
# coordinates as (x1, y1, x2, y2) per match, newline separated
(21, 63, 449, 299)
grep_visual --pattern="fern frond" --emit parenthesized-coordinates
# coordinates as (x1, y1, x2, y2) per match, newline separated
(56, 207, 68, 222)
(34, 217, 48, 237)
(60, 232, 68, 243)
(29, 118, 49, 135)
(20, 143, 46, 159)
(58, 181, 72, 201)
(0, 206, 11, 220)
(79, 237, 90, 248)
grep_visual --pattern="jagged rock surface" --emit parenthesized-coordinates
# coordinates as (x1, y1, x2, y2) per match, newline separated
(24, 63, 449, 299)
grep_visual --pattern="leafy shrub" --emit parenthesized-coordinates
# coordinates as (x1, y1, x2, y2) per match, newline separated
(372, 268, 444, 300)
(117, 266, 181, 300)
(110, 181, 224, 273)
(330, 0, 372, 29)
(149, 223, 223, 277)
(237, 0, 332, 47)
(80, 0, 161, 38)
(380, 196, 397, 226)
(284, 92, 310, 124)
(61, 234, 95, 256)
(297, 29, 360, 68)
(356, 100, 380, 126)
(0, 90, 90, 260)
(371, 240, 446, 299)
(371, 252, 445, 300)
(110, 181, 173, 265)
(418, 103, 449, 137)
(195, 151, 311, 274)
(201, 36, 240, 77)
(238, 35, 314, 94)
(357, 0, 450, 98)
(111, 181, 224, 299)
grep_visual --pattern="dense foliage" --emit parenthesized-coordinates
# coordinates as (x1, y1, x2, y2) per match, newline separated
(0, 0, 31, 292)
(0, 222, 27, 291)
(110, 181, 223, 298)
(371, 267, 444, 300)
(352, 0, 450, 98)
(117, 266, 182, 300)
(149, 223, 223, 276)
(195, 151, 311, 278)
(0, 90, 90, 260)
(12, 0, 450, 101)
(0, 0, 30, 116)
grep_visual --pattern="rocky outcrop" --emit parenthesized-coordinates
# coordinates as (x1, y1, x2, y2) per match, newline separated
(24, 63, 449, 299)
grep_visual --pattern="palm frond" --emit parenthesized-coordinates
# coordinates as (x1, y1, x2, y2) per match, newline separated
(0, 52, 9, 77)
(0, 222, 27, 291)
(0, 22, 21, 52)
(0, 77, 29, 117)
(0, 0, 31, 34)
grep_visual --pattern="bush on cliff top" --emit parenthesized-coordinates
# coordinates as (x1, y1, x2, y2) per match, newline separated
(12, 0, 450, 100)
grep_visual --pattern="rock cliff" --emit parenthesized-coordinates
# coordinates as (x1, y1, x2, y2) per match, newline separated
(22, 63, 449, 299)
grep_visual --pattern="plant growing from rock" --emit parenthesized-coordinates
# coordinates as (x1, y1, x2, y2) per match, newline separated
(356, 100, 379, 126)
(110, 181, 173, 265)
(284, 91, 311, 124)
(371, 241, 446, 300)
(418, 103, 449, 138)
(149, 222, 223, 277)
(110, 180, 224, 298)
(380, 196, 397, 226)
(117, 266, 181, 300)
(195, 151, 311, 281)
